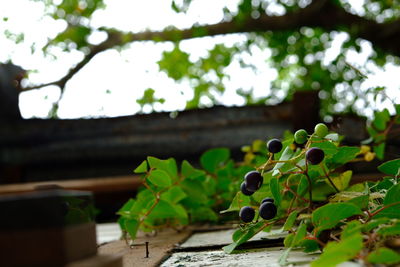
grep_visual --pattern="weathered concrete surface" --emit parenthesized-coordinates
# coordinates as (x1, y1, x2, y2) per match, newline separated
(161, 247, 319, 267)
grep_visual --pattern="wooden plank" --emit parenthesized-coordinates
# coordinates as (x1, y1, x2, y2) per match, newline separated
(0, 175, 141, 195)
(0, 103, 296, 182)
(98, 228, 193, 267)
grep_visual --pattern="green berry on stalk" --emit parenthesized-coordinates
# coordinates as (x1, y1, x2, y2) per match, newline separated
(239, 206, 255, 223)
(261, 197, 274, 204)
(259, 202, 277, 220)
(244, 171, 263, 192)
(267, 139, 282, 154)
(314, 123, 329, 138)
(240, 182, 254, 196)
(294, 129, 308, 144)
(306, 147, 325, 165)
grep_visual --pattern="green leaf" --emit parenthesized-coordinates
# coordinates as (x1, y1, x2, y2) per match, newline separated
(200, 148, 230, 173)
(181, 160, 205, 179)
(384, 183, 400, 205)
(292, 223, 307, 247)
(283, 210, 299, 231)
(374, 143, 385, 160)
(340, 220, 362, 240)
(312, 203, 362, 231)
(190, 207, 218, 222)
(301, 239, 320, 253)
(363, 218, 391, 232)
(270, 177, 282, 207)
(297, 175, 308, 197)
(327, 146, 360, 169)
(373, 183, 400, 219)
(147, 157, 178, 179)
(378, 158, 400, 176)
(223, 221, 266, 253)
(272, 146, 295, 176)
(377, 222, 400, 237)
(161, 186, 187, 204)
(147, 169, 172, 187)
(367, 248, 400, 264)
(310, 140, 338, 156)
(146, 200, 179, 220)
(311, 232, 363, 267)
(220, 191, 250, 213)
(118, 198, 135, 213)
(329, 171, 352, 191)
(134, 160, 148, 173)
(171, 204, 188, 221)
(124, 219, 139, 240)
(373, 109, 390, 131)
(284, 233, 295, 247)
(130, 190, 155, 215)
(347, 194, 369, 209)
(180, 179, 208, 205)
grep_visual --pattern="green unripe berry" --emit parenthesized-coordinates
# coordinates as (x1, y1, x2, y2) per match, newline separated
(294, 129, 308, 144)
(314, 123, 329, 138)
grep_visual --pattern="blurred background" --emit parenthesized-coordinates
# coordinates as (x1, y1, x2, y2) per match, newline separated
(1, 0, 399, 120)
(1, 0, 400, 221)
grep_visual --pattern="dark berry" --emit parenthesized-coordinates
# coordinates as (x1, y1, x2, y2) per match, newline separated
(306, 147, 325, 165)
(294, 129, 308, 144)
(259, 202, 277, 220)
(261, 197, 274, 204)
(267, 139, 283, 153)
(244, 171, 263, 192)
(239, 206, 255, 223)
(240, 182, 254, 196)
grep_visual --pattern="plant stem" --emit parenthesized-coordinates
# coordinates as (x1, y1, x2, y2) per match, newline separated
(304, 161, 313, 210)
(367, 201, 400, 220)
(321, 165, 340, 193)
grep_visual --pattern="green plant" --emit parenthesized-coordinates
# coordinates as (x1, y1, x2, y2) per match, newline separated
(222, 125, 400, 266)
(117, 148, 252, 241)
(118, 113, 400, 266)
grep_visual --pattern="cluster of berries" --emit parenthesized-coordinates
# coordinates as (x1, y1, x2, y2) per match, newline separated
(238, 123, 329, 223)
(294, 123, 327, 165)
(239, 170, 277, 222)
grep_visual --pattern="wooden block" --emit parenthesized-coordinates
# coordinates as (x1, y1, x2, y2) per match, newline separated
(0, 190, 97, 266)
(0, 222, 97, 267)
(67, 254, 122, 267)
(0, 190, 94, 229)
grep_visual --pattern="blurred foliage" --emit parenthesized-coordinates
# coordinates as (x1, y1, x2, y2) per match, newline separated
(6, 0, 400, 117)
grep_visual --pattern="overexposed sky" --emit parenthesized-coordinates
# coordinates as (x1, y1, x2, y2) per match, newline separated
(0, 0, 399, 119)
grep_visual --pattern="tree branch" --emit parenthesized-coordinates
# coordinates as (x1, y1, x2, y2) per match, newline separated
(22, 0, 400, 92)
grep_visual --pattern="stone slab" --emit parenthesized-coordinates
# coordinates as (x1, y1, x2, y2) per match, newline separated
(161, 247, 319, 267)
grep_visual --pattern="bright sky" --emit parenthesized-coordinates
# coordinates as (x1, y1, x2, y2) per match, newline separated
(0, 0, 399, 119)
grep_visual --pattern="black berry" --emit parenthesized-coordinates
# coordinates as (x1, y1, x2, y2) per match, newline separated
(240, 182, 254, 196)
(239, 206, 255, 223)
(261, 197, 274, 204)
(244, 171, 263, 192)
(259, 202, 277, 220)
(306, 147, 325, 165)
(267, 139, 283, 154)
